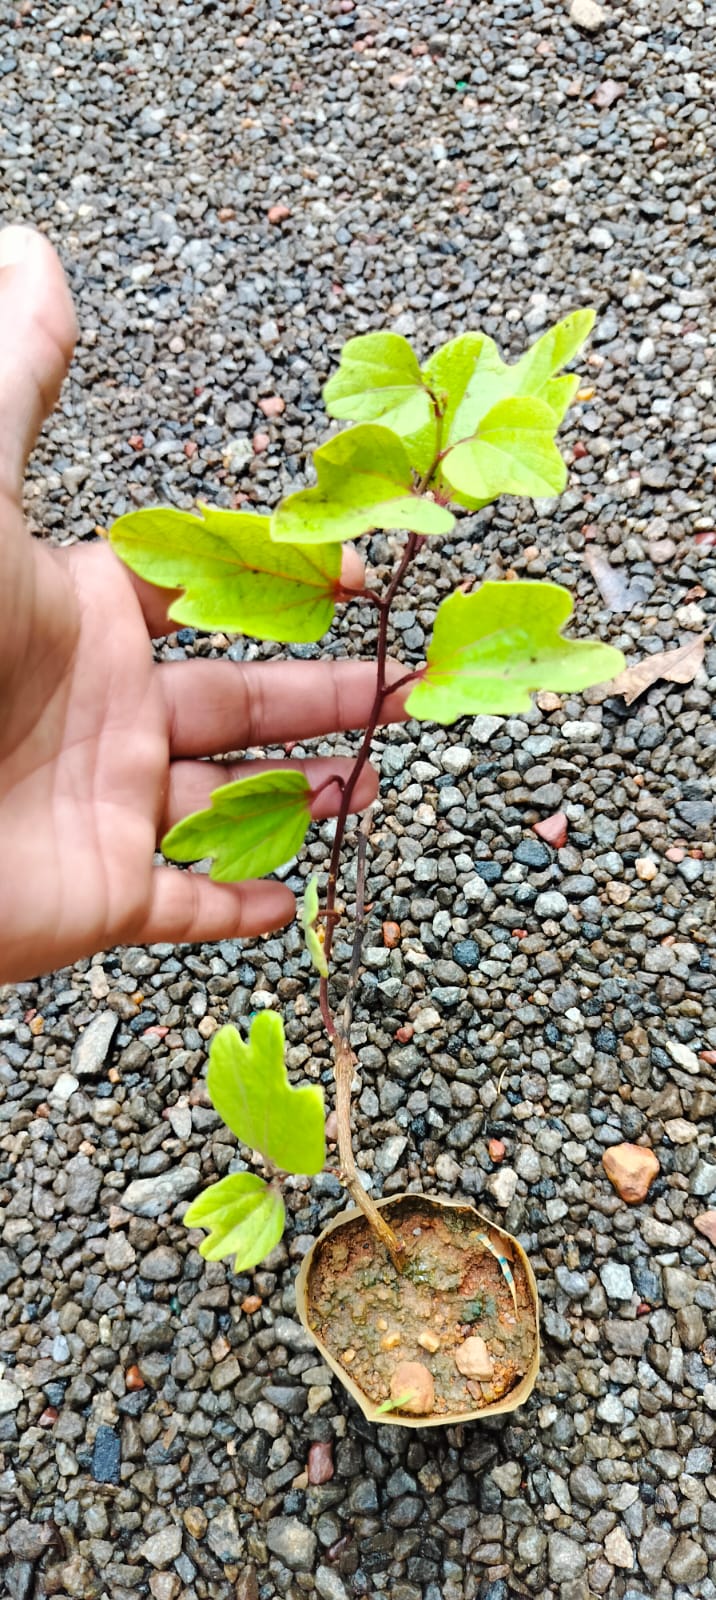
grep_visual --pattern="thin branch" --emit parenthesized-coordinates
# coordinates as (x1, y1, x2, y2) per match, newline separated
(339, 806, 372, 1042)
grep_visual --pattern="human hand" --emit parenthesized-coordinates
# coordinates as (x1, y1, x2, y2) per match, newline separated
(0, 226, 405, 983)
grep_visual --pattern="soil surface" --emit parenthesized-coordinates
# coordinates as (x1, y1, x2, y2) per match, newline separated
(308, 1200, 537, 1416)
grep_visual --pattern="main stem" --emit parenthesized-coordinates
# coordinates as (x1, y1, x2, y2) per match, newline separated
(318, 415, 444, 1264)
(319, 530, 424, 1266)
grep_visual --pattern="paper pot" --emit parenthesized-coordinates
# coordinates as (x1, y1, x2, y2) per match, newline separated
(296, 1191, 540, 1428)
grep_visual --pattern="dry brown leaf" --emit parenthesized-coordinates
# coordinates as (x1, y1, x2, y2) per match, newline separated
(584, 547, 635, 612)
(608, 634, 707, 705)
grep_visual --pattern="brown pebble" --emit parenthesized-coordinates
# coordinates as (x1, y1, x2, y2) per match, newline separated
(602, 1143, 660, 1204)
(267, 203, 291, 224)
(125, 1365, 145, 1392)
(324, 1111, 339, 1143)
(695, 1211, 716, 1247)
(635, 858, 658, 881)
(307, 1440, 334, 1484)
(389, 1361, 435, 1415)
(241, 1295, 262, 1315)
(183, 1506, 207, 1540)
(342, 1347, 356, 1365)
(455, 1335, 493, 1381)
(382, 921, 401, 948)
(380, 1332, 401, 1352)
(39, 1406, 58, 1428)
(488, 1138, 506, 1164)
(418, 1330, 441, 1354)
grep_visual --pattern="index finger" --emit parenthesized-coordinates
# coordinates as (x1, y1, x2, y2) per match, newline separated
(160, 656, 410, 757)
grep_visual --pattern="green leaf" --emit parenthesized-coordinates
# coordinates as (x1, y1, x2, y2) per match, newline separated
(441, 398, 568, 503)
(184, 1171, 285, 1271)
(374, 1392, 417, 1416)
(207, 1014, 326, 1175)
(301, 876, 328, 978)
(323, 332, 431, 435)
(108, 504, 342, 644)
(428, 310, 594, 446)
(539, 373, 580, 425)
(161, 770, 312, 882)
(271, 424, 455, 545)
(406, 581, 625, 724)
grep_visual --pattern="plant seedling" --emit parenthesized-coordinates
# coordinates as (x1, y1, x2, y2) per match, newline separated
(110, 310, 623, 1288)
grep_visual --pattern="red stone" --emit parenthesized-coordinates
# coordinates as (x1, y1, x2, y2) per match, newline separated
(258, 396, 285, 418)
(395, 1024, 413, 1043)
(488, 1139, 506, 1164)
(382, 921, 401, 948)
(39, 1406, 58, 1427)
(533, 812, 568, 850)
(125, 1366, 145, 1391)
(307, 1441, 334, 1485)
(241, 1295, 262, 1316)
(267, 203, 291, 224)
(572, 441, 588, 459)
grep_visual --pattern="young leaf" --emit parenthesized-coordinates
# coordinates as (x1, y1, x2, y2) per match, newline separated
(406, 581, 625, 723)
(427, 310, 594, 446)
(374, 1392, 417, 1417)
(161, 770, 312, 882)
(301, 875, 328, 978)
(207, 1013, 326, 1175)
(323, 332, 431, 435)
(108, 504, 343, 643)
(440, 397, 568, 503)
(271, 424, 454, 545)
(184, 1171, 285, 1271)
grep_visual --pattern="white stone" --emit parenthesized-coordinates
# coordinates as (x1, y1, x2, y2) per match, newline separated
(561, 720, 601, 741)
(412, 1007, 441, 1033)
(600, 1261, 634, 1300)
(666, 1040, 701, 1075)
(441, 745, 473, 777)
(167, 1104, 193, 1141)
(471, 714, 502, 745)
(569, 0, 606, 29)
(139, 1525, 183, 1569)
(464, 875, 489, 904)
(605, 1527, 634, 1569)
(488, 1167, 518, 1207)
(50, 1071, 79, 1104)
(0, 1378, 22, 1414)
(105, 1232, 136, 1271)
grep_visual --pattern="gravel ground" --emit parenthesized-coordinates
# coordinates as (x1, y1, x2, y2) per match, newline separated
(2, 1, 716, 1597)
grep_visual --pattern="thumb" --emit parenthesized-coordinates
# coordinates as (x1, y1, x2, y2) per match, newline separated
(0, 226, 78, 500)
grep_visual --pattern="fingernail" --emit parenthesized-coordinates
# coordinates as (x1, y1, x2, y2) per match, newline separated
(0, 226, 35, 270)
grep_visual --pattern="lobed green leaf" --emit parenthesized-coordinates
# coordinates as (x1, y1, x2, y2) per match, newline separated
(161, 770, 312, 882)
(323, 332, 430, 435)
(108, 504, 343, 643)
(406, 581, 625, 723)
(271, 424, 454, 545)
(207, 1013, 326, 1175)
(184, 1171, 285, 1271)
(440, 397, 568, 504)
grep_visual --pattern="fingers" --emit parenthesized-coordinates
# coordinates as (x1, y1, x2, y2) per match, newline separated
(0, 226, 78, 499)
(130, 538, 367, 640)
(160, 755, 379, 834)
(160, 656, 409, 758)
(128, 869, 295, 947)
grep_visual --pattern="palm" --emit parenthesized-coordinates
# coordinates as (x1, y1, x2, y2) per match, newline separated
(0, 224, 403, 984)
(0, 538, 168, 980)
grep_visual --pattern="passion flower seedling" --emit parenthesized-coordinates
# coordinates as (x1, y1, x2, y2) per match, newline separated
(110, 311, 624, 1274)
